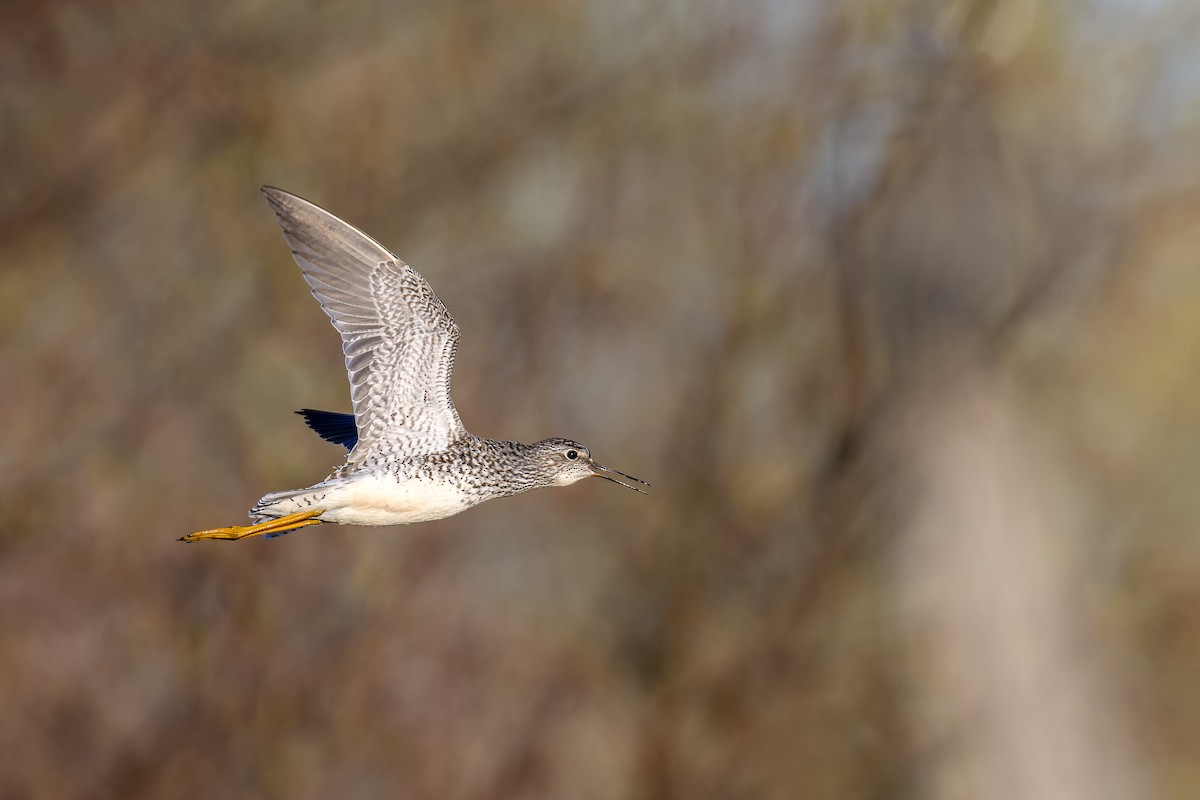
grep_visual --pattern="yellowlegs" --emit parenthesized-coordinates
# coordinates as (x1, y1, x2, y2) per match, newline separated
(181, 187, 648, 542)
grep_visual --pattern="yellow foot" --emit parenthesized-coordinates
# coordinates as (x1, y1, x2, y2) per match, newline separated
(179, 509, 326, 542)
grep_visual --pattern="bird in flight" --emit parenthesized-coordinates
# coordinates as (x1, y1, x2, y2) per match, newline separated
(181, 187, 648, 542)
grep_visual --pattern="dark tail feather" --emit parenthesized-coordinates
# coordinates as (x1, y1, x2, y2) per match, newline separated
(296, 409, 358, 450)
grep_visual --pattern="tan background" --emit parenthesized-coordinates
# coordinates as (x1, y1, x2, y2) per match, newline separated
(3, 1, 1199, 797)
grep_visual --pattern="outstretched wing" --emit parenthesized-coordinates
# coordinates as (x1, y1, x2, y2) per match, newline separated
(261, 187, 466, 467)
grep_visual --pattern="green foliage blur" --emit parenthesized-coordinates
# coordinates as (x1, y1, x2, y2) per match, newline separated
(3, 1, 1200, 797)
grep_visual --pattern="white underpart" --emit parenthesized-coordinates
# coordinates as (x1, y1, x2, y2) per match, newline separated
(255, 473, 473, 526)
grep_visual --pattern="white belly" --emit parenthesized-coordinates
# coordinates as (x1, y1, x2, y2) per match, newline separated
(338, 473, 475, 525)
(272, 473, 474, 526)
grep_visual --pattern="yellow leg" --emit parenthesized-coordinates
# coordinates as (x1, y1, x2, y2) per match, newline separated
(179, 509, 326, 542)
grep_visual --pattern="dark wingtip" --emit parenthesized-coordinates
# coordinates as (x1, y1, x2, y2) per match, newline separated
(296, 408, 359, 450)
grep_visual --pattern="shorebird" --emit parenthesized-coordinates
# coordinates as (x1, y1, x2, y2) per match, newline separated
(181, 187, 647, 542)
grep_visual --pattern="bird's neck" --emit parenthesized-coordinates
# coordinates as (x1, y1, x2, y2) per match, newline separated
(471, 438, 546, 499)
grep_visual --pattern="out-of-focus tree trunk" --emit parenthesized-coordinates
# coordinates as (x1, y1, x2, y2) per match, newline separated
(889, 355, 1146, 800)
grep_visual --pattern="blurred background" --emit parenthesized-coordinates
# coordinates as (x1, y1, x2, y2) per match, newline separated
(2, 0, 1199, 797)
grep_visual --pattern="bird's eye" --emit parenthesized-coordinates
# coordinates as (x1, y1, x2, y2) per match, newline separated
(565, 449, 578, 460)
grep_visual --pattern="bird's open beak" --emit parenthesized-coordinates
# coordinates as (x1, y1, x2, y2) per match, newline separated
(590, 462, 650, 494)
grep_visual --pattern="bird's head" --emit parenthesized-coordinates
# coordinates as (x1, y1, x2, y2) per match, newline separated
(529, 438, 649, 493)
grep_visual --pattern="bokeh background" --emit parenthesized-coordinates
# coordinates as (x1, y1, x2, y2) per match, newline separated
(3, 1, 1200, 797)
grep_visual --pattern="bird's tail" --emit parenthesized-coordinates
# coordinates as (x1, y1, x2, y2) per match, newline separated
(249, 486, 326, 524)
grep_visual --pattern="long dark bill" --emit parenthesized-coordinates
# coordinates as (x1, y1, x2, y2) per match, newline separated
(592, 463, 651, 494)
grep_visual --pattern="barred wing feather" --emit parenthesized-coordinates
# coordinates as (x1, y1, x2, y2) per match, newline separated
(261, 187, 465, 467)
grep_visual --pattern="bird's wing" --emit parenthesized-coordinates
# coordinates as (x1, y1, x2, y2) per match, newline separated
(296, 408, 359, 450)
(262, 187, 466, 467)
